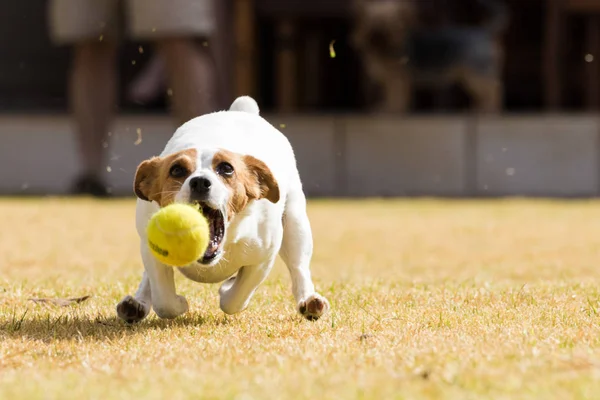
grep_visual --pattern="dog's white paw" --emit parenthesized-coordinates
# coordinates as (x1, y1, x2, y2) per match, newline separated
(152, 295, 189, 319)
(116, 295, 151, 324)
(298, 293, 330, 321)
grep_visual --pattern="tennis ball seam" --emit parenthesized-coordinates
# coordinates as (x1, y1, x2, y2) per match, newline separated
(153, 218, 207, 237)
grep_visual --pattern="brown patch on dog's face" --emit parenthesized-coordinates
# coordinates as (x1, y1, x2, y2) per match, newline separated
(134, 149, 197, 206)
(211, 150, 280, 221)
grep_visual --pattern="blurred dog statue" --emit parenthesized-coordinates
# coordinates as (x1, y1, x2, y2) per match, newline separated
(352, 0, 508, 113)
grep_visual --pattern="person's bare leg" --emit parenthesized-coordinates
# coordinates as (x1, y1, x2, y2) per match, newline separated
(70, 40, 117, 195)
(127, 55, 166, 104)
(157, 38, 216, 125)
(211, 0, 233, 109)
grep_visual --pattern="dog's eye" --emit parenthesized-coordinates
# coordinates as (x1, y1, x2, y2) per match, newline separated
(169, 164, 188, 178)
(216, 162, 234, 176)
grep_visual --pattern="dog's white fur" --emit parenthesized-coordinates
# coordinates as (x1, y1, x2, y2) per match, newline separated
(116, 96, 329, 322)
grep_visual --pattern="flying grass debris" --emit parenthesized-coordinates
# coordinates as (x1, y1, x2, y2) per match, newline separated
(135, 128, 143, 145)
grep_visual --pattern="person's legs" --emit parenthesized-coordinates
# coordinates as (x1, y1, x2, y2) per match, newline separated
(48, 0, 119, 196)
(127, 0, 219, 125)
(157, 38, 216, 124)
(127, 54, 166, 104)
(69, 41, 118, 195)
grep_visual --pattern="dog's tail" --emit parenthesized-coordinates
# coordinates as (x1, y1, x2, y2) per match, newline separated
(478, 0, 509, 34)
(229, 96, 260, 115)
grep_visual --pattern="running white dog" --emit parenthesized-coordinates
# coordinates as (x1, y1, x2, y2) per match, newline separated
(116, 96, 330, 322)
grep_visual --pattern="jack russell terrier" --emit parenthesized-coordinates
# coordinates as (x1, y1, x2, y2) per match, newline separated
(116, 96, 330, 322)
(352, 0, 508, 113)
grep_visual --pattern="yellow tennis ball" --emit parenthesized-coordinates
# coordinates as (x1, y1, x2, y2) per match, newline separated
(146, 203, 210, 267)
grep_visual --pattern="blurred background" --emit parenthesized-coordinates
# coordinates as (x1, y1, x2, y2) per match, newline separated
(0, 0, 599, 198)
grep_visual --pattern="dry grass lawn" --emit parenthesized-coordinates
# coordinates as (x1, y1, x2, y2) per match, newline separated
(1, 198, 600, 399)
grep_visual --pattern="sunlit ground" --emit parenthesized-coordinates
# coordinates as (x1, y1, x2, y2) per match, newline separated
(1, 198, 600, 399)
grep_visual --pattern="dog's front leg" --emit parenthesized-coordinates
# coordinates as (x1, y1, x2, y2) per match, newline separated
(140, 245, 188, 319)
(116, 271, 152, 323)
(279, 190, 330, 321)
(218, 261, 274, 315)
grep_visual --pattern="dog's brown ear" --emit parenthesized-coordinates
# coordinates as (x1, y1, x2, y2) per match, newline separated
(243, 155, 280, 204)
(134, 157, 161, 202)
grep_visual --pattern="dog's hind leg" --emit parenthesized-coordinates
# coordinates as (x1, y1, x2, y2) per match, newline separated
(279, 188, 330, 321)
(218, 259, 276, 315)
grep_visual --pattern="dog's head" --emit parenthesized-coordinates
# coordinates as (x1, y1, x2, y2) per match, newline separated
(134, 148, 279, 265)
(352, 0, 417, 56)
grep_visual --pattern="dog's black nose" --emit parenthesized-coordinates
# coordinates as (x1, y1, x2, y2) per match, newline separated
(189, 176, 212, 194)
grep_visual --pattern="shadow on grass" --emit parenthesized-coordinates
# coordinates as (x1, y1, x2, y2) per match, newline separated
(0, 310, 237, 341)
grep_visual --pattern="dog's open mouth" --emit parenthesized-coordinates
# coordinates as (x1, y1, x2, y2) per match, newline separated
(197, 204, 225, 264)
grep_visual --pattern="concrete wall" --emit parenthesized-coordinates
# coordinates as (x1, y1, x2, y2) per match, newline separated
(475, 116, 600, 197)
(1, 114, 599, 197)
(0, 116, 175, 195)
(344, 116, 468, 196)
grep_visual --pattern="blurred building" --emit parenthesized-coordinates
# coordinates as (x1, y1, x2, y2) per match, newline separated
(2, 0, 600, 114)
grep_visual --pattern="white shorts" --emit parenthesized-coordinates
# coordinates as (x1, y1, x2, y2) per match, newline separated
(48, 0, 216, 44)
